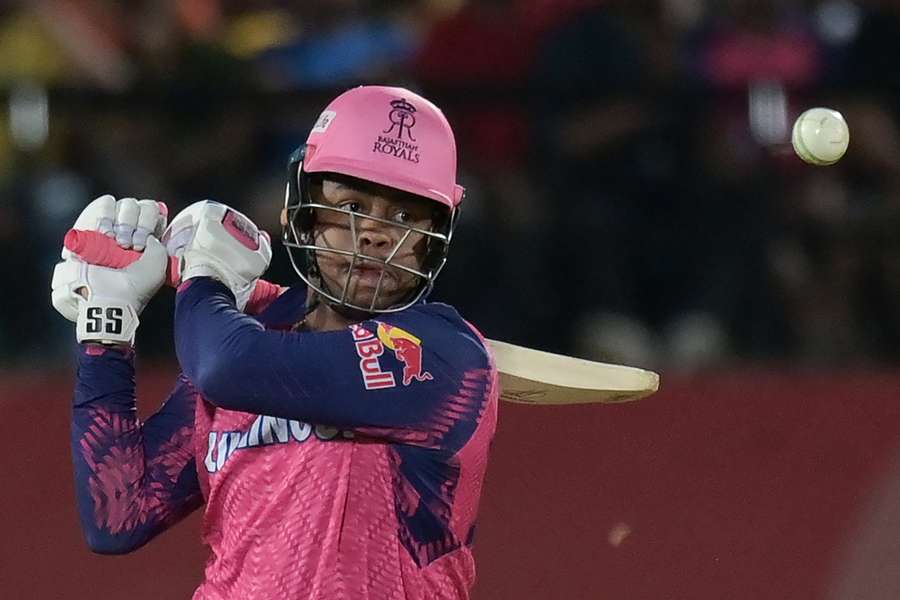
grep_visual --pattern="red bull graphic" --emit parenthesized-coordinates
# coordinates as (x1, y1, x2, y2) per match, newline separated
(377, 323, 433, 386)
(350, 324, 396, 390)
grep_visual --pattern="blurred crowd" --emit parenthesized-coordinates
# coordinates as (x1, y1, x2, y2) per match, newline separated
(1, 0, 900, 371)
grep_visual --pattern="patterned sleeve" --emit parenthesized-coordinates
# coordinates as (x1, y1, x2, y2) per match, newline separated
(73, 345, 203, 554)
(174, 277, 495, 453)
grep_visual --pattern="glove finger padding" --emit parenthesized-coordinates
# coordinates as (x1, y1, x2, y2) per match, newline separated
(114, 197, 140, 249)
(162, 201, 205, 268)
(174, 201, 272, 310)
(69, 194, 116, 248)
(64, 196, 168, 258)
(161, 200, 212, 287)
(132, 199, 166, 251)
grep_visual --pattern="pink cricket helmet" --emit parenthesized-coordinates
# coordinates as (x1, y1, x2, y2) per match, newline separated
(282, 85, 464, 314)
(303, 85, 465, 208)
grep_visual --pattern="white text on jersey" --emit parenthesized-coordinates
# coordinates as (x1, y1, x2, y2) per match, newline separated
(205, 415, 354, 473)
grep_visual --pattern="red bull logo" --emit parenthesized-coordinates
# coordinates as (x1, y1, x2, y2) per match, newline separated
(377, 323, 433, 386)
(350, 324, 396, 390)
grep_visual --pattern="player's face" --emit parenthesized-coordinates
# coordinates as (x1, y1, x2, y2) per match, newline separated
(311, 178, 436, 309)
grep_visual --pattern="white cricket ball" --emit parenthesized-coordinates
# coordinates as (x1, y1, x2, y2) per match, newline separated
(791, 107, 849, 166)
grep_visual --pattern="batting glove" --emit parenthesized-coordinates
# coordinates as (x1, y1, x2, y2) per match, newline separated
(163, 201, 272, 310)
(51, 194, 168, 345)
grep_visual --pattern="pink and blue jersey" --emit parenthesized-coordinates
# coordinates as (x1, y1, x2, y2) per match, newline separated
(72, 278, 498, 599)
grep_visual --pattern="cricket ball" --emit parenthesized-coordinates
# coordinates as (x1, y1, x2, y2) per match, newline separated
(791, 107, 849, 166)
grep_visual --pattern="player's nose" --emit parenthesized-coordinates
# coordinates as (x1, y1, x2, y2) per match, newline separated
(357, 224, 392, 251)
(355, 197, 396, 252)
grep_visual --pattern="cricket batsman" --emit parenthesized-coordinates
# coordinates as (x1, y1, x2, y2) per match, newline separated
(50, 85, 499, 599)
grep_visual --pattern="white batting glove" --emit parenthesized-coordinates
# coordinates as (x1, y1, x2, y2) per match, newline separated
(163, 201, 272, 310)
(51, 194, 168, 345)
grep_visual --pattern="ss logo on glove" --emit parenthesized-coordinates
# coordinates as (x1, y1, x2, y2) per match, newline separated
(76, 301, 138, 344)
(84, 306, 125, 336)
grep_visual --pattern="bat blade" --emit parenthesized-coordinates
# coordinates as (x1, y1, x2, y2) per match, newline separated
(487, 339, 659, 405)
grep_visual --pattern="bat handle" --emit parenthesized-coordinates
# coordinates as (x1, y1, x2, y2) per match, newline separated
(64, 229, 180, 287)
(64, 228, 284, 312)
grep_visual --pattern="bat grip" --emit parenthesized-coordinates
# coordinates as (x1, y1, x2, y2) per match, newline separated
(64, 229, 180, 287)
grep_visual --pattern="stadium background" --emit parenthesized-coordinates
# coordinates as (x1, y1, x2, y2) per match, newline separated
(3, 0, 900, 597)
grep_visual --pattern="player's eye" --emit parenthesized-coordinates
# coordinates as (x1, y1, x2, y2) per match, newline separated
(340, 201, 363, 213)
(392, 210, 412, 224)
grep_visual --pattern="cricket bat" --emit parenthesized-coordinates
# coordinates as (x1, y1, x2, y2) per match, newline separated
(488, 339, 659, 405)
(65, 230, 661, 405)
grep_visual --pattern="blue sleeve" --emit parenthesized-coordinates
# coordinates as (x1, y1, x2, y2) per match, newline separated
(174, 278, 494, 452)
(73, 345, 203, 554)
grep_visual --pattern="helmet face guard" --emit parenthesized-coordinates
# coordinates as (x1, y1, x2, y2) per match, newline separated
(283, 145, 460, 314)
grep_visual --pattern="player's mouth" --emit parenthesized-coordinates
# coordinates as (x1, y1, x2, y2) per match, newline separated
(348, 264, 397, 288)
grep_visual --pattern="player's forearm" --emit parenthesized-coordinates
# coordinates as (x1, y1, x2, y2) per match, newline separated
(73, 346, 201, 553)
(174, 277, 341, 422)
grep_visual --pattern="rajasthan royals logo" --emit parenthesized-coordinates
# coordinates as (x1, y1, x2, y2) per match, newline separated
(383, 99, 417, 141)
(373, 99, 420, 163)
